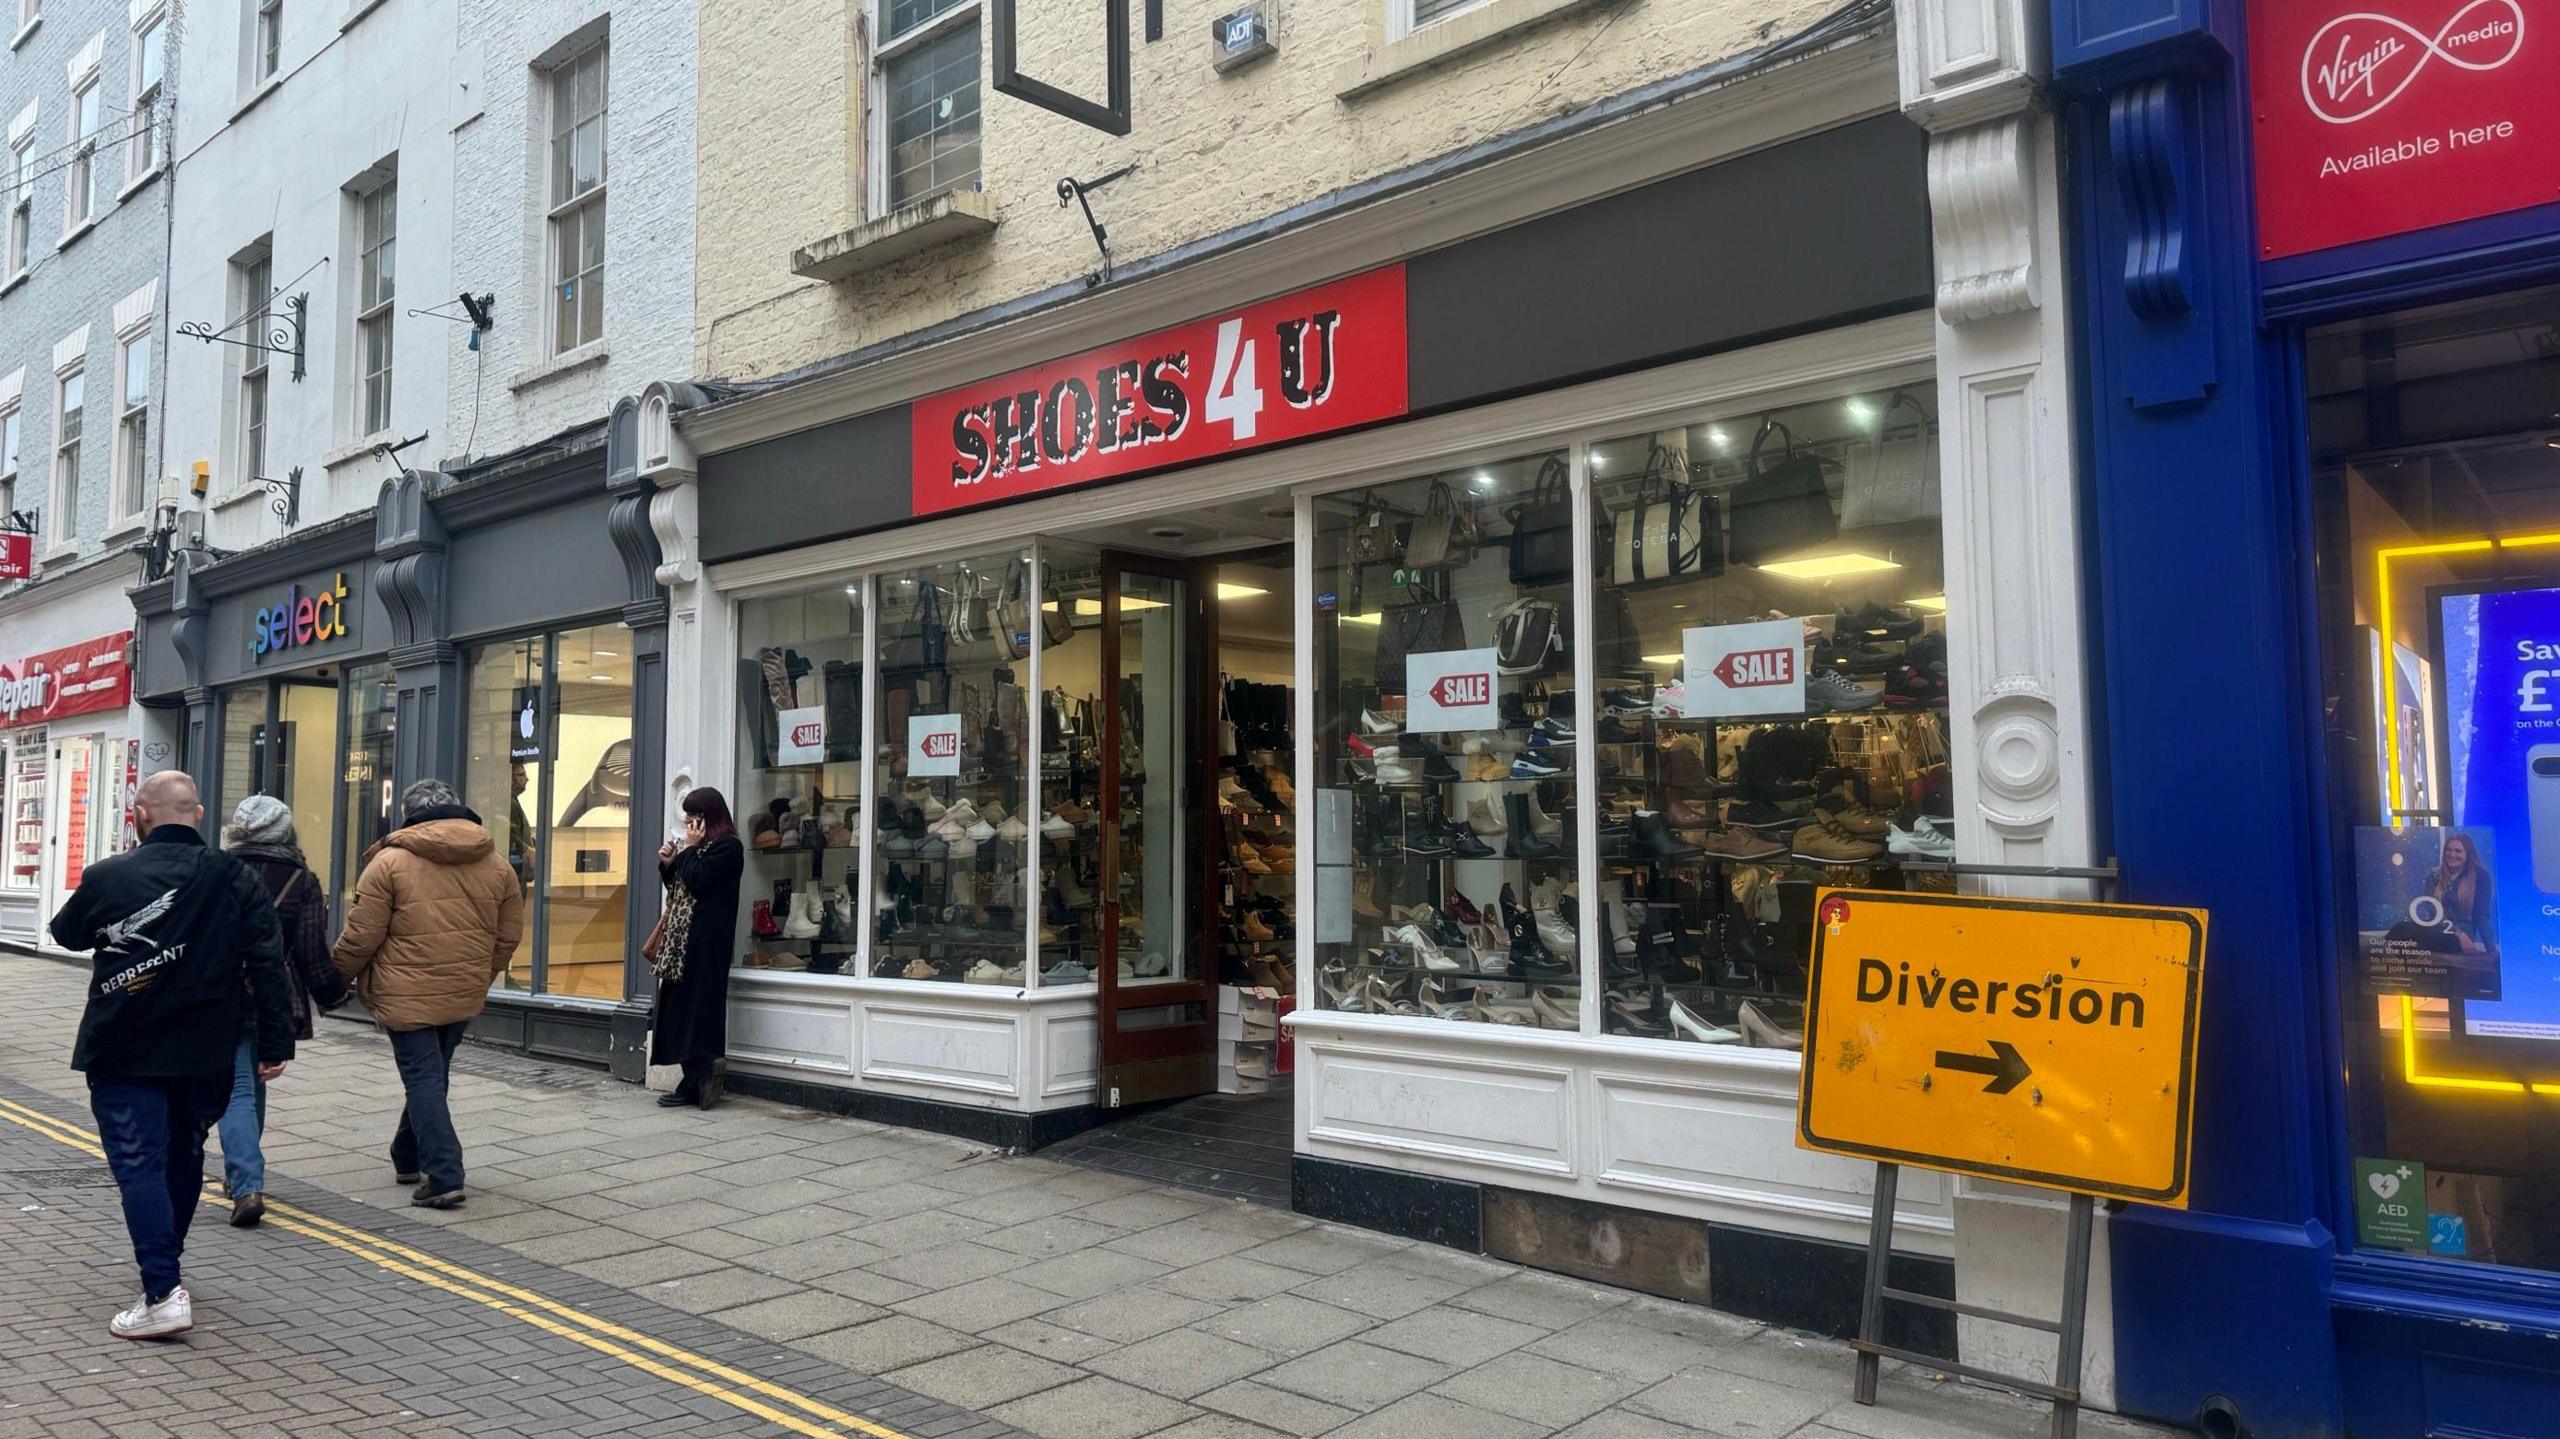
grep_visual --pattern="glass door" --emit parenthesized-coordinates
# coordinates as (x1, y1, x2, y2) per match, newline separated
(275, 680, 344, 898)
(49, 735, 103, 899)
(1098, 553, 1220, 1105)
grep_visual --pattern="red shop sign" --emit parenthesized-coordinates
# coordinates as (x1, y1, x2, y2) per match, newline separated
(0, 531, 31, 582)
(2251, 0, 2560, 259)
(912, 265, 1408, 516)
(0, 632, 133, 728)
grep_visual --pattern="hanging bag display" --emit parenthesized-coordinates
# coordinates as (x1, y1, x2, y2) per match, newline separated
(997, 564, 1033, 662)
(1609, 444, 1726, 586)
(1727, 419, 1839, 564)
(1373, 593, 1464, 692)
(883, 575, 948, 674)
(1403, 479, 1481, 571)
(1348, 492, 1403, 567)
(1506, 456, 1574, 585)
(1491, 597, 1563, 677)
(1841, 390, 1941, 529)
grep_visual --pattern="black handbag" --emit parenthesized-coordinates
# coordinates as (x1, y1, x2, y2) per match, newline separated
(1728, 419, 1838, 564)
(997, 564, 1032, 661)
(883, 576, 948, 674)
(1374, 595, 1463, 693)
(1506, 456, 1574, 585)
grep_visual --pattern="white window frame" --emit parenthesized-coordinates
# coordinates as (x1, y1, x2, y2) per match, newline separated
(128, 5, 166, 183)
(4, 129, 31, 278)
(111, 327, 149, 525)
(0, 379, 21, 522)
(13, 0, 36, 41)
(351, 169, 396, 439)
(234, 246, 272, 489)
(1395, 0, 1494, 33)
(49, 363, 81, 552)
(253, 0, 281, 86)
(867, 0, 981, 219)
(544, 33, 608, 357)
(65, 69, 101, 232)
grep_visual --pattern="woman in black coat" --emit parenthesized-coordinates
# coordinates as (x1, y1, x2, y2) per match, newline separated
(651, 787, 745, 1109)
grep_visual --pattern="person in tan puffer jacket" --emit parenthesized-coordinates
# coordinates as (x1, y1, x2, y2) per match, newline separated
(333, 778, 524, 1210)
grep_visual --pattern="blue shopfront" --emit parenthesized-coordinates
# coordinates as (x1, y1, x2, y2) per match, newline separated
(2060, 0, 2560, 1434)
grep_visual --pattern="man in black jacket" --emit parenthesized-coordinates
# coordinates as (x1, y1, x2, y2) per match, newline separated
(49, 771, 295, 1341)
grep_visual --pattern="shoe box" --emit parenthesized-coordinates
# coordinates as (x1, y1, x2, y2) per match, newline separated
(1217, 985, 1296, 1092)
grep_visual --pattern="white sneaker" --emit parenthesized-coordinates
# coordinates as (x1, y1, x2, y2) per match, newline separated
(1887, 817, 1956, 859)
(965, 817, 998, 842)
(110, 1287, 192, 1341)
(1374, 751, 1421, 785)
(964, 959, 1008, 984)
(1039, 813, 1074, 839)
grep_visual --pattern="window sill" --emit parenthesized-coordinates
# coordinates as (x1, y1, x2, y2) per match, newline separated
(0, 270, 25, 301)
(55, 218, 97, 254)
(100, 517, 145, 545)
(115, 166, 162, 204)
(7, 15, 35, 52)
(1335, 0, 1614, 101)
(231, 75, 282, 124)
(790, 189, 999, 283)
(508, 342, 609, 393)
(39, 545, 77, 568)
(211, 484, 264, 511)
(321, 432, 394, 470)
(340, 0, 392, 32)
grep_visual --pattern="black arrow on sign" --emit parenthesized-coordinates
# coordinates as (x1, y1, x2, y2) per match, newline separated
(1934, 1040, 2031, 1095)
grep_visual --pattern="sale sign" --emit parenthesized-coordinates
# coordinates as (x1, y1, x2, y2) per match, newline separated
(776, 705, 827, 766)
(907, 713, 963, 777)
(1404, 647, 1500, 734)
(1682, 618, 1806, 718)
(0, 632, 132, 727)
(2250, 0, 2560, 258)
(912, 266, 1408, 517)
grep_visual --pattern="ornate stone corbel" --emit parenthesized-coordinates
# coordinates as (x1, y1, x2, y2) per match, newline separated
(373, 468, 451, 651)
(1927, 114, 2040, 322)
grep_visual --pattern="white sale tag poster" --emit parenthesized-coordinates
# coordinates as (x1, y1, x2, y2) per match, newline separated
(907, 713, 964, 777)
(1404, 647, 1501, 733)
(1682, 618, 1806, 718)
(776, 706, 827, 765)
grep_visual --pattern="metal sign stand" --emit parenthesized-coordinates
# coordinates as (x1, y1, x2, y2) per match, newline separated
(1847, 859, 2118, 1439)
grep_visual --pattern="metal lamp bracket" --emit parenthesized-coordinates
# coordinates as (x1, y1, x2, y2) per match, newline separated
(1059, 162, 1140, 288)
(261, 466, 304, 528)
(179, 292, 309, 382)
(992, 0, 1132, 136)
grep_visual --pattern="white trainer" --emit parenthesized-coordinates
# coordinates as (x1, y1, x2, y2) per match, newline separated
(110, 1287, 192, 1341)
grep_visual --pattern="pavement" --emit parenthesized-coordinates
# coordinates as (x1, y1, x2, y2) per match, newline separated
(0, 951, 2184, 1439)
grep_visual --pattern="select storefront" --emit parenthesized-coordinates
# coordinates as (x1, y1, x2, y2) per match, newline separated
(132, 427, 667, 1066)
(2061, 0, 2560, 1433)
(651, 40, 2101, 1367)
(0, 559, 140, 952)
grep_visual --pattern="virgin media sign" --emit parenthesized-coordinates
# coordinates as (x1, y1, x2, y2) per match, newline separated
(2252, 0, 2559, 258)
(910, 266, 1408, 517)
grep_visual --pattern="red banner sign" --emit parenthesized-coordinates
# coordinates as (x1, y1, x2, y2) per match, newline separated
(0, 531, 30, 581)
(912, 265, 1408, 516)
(2251, 0, 2560, 258)
(0, 632, 133, 728)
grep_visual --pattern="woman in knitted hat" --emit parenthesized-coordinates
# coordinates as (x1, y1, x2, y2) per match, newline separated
(216, 795, 349, 1228)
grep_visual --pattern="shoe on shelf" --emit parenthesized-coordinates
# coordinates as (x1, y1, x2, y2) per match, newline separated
(1510, 754, 1565, 779)
(1375, 752, 1422, 785)
(1465, 798, 1508, 836)
(1700, 825, 1787, 861)
(1728, 797, 1811, 832)
(1814, 794, 1890, 839)
(110, 1287, 193, 1341)
(1887, 816, 1957, 859)
(1792, 814, 1886, 864)
(1450, 831, 1498, 859)
(1806, 668, 1882, 713)
(1668, 1001, 1742, 1044)
(1361, 708, 1403, 737)
(1531, 716, 1577, 744)
(1047, 960, 1092, 984)
(1040, 813, 1074, 839)
(903, 957, 939, 980)
(1535, 908, 1579, 958)
(1629, 811, 1702, 859)
(1466, 752, 1509, 783)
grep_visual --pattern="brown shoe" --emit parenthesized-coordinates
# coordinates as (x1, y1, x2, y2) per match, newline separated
(1699, 826, 1786, 861)
(1791, 815, 1884, 864)
(1820, 800, 1889, 839)
(229, 1192, 265, 1228)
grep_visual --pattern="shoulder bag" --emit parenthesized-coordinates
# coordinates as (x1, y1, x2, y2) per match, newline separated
(1348, 493, 1403, 567)
(1505, 456, 1574, 586)
(1728, 419, 1839, 564)
(882, 576, 948, 674)
(1840, 389, 1941, 529)
(1373, 594, 1464, 693)
(1403, 479, 1481, 571)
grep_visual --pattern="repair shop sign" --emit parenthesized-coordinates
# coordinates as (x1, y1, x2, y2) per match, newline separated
(1681, 618, 1805, 718)
(912, 266, 1408, 516)
(2250, 0, 2560, 257)
(0, 632, 132, 727)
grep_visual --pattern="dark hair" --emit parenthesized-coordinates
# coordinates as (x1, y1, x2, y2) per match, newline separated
(680, 787, 738, 844)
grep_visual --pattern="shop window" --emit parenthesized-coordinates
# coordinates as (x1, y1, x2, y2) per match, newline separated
(865, 551, 1030, 983)
(339, 662, 394, 914)
(467, 623, 635, 1000)
(544, 32, 607, 355)
(1039, 555, 1106, 985)
(215, 684, 262, 828)
(872, 0, 980, 214)
(2311, 283, 2560, 1273)
(6, 129, 32, 278)
(735, 584, 867, 977)
(5, 735, 42, 892)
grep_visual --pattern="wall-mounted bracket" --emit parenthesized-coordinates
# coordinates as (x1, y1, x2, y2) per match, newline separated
(179, 292, 308, 382)
(1058, 162, 1140, 288)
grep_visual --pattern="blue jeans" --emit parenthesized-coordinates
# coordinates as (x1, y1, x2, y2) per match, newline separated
(388, 1022, 469, 1192)
(216, 1030, 267, 1198)
(88, 1071, 230, 1301)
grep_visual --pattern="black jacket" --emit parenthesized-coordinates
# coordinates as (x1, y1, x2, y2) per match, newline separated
(50, 824, 297, 1076)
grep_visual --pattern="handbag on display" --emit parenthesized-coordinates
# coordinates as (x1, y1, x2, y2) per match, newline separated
(997, 565, 1033, 661)
(1728, 419, 1839, 564)
(1492, 597, 1563, 677)
(1609, 444, 1725, 586)
(883, 576, 948, 674)
(1506, 456, 1574, 585)
(1348, 492, 1403, 567)
(1841, 390, 1941, 529)
(1374, 594, 1464, 692)
(1403, 479, 1481, 570)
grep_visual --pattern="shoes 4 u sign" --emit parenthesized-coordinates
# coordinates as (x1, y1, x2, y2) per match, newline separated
(912, 266, 1408, 516)
(0, 632, 133, 728)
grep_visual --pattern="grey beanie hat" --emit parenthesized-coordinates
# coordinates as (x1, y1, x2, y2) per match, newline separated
(401, 777, 463, 818)
(224, 794, 297, 848)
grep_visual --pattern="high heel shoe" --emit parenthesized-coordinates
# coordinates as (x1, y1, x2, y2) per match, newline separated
(1737, 999, 1804, 1051)
(1530, 986, 1579, 1029)
(1669, 1000, 1741, 1044)
(1387, 923, 1466, 972)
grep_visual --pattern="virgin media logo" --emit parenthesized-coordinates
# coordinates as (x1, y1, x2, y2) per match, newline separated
(2302, 0, 2526, 124)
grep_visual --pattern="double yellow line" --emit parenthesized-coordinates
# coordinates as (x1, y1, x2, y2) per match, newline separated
(0, 1094, 914, 1439)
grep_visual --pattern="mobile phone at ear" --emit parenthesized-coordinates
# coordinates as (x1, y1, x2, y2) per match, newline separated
(2531, 745, 2560, 893)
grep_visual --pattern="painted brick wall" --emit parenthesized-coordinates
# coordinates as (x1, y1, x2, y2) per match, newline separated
(445, 0, 697, 467)
(0, 0, 170, 575)
(695, 0, 1838, 381)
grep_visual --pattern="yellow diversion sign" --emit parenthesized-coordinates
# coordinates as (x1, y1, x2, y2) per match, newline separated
(1795, 889, 2208, 1206)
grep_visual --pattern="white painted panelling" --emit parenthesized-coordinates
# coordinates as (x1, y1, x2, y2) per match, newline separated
(1042, 1014, 1099, 1099)
(861, 1003, 1021, 1098)
(1591, 1068, 1950, 1233)
(1304, 1040, 1575, 1178)
(727, 987, 854, 1073)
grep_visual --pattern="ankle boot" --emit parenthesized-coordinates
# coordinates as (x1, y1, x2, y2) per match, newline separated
(1631, 810, 1701, 860)
(1506, 793, 1560, 859)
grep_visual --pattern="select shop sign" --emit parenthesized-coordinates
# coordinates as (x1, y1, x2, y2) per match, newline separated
(2250, 0, 2560, 257)
(911, 266, 1409, 517)
(247, 572, 357, 662)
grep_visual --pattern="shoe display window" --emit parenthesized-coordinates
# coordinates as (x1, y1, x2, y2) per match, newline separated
(1309, 450, 1584, 1028)
(867, 551, 1034, 985)
(1038, 552, 1107, 985)
(736, 585, 869, 977)
(1582, 385, 1951, 1045)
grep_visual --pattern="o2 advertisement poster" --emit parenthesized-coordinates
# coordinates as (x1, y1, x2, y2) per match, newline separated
(2435, 583, 2560, 1038)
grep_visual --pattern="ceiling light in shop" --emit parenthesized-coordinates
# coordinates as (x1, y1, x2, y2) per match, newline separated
(1591, 455, 1607, 473)
(1473, 473, 1495, 490)
(593, 649, 617, 658)
(1641, 653, 1685, 666)
(1847, 398, 1876, 424)
(1907, 594, 1949, 612)
(1341, 612, 1383, 627)
(1041, 598, 1167, 617)
(1216, 582, 1267, 600)
(1708, 427, 1731, 451)
(1758, 552, 1902, 580)
(589, 674, 615, 683)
